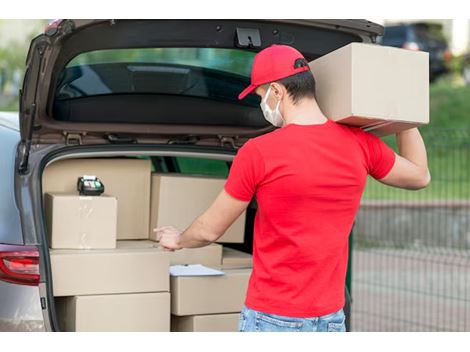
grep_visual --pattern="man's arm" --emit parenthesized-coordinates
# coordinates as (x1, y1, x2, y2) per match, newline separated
(155, 189, 250, 250)
(378, 128, 431, 190)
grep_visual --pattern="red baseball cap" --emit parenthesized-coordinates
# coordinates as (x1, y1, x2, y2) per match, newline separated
(238, 44, 311, 100)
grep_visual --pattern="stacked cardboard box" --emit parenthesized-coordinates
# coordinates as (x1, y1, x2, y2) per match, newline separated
(149, 173, 246, 243)
(43, 158, 152, 240)
(56, 292, 170, 332)
(116, 240, 223, 266)
(171, 313, 240, 332)
(45, 193, 117, 249)
(222, 247, 253, 267)
(51, 246, 171, 331)
(44, 158, 252, 332)
(308, 42, 429, 136)
(170, 248, 253, 332)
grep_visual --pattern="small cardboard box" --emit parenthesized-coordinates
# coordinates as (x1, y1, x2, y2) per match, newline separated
(116, 240, 223, 266)
(149, 174, 246, 243)
(222, 247, 253, 267)
(56, 292, 170, 332)
(308, 42, 429, 136)
(170, 267, 251, 316)
(45, 193, 117, 249)
(171, 313, 240, 332)
(50, 247, 169, 296)
(42, 158, 151, 240)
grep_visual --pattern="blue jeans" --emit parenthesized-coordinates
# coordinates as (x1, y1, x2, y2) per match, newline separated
(238, 305, 347, 332)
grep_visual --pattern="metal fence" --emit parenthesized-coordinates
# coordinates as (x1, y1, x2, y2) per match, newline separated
(351, 128, 470, 332)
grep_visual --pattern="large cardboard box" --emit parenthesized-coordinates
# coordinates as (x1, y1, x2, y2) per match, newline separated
(42, 158, 151, 240)
(45, 193, 117, 249)
(56, 292, 170, 332)
(50, 247, 169, 296)
(170, 267, 251, 316)
(222, 247, 252, 267)
(308, 43, 429, 136)
(149, 174, 246, 243)
(116, 240, 223, 265)
(171, 313, 240, 332)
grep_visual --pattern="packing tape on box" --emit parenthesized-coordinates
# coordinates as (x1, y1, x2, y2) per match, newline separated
(78, 196, 94, 249)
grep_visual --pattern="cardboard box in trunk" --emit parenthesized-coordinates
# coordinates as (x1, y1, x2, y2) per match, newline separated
(171, 313, 240, 332)
(308, 43, 429, 136)
(222, 247, 253, 267)
(42, 158, 151, 240)
(50, 247, 169, 296)
(149, 174, 246, 243)
(56, 292, 170, 332)
(116, 240, 223, 265)
(45, 193, 117, 249)
(170, 267, 251, 316)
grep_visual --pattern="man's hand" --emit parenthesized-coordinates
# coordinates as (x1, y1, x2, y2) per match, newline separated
(153, 225, 183, 252)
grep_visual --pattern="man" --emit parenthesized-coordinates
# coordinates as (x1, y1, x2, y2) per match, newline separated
(155, 45, 430, 332)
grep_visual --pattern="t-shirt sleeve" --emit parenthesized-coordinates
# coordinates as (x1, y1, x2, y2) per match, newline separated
(224, 140, 265, 201)
(362, 131, 397, 179)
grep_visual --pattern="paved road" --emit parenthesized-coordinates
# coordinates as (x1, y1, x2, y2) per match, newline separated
(351, 248, 470, 331)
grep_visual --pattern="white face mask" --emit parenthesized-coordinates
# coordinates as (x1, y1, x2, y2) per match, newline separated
(260, 85, 284, 127)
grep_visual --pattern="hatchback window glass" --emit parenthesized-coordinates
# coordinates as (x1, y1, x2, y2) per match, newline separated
(56, 48, 259, 106)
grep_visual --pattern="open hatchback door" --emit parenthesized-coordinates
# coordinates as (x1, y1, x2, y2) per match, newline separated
(18, 19, 383, 172)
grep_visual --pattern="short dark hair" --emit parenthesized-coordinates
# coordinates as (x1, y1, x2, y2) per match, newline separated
(275, 70, 316, 104)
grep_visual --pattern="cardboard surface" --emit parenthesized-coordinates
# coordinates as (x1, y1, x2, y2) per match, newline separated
(43, 158, 151, 239)
(149, 174, 246, 243)
(171, 313, 240, 332)
(308, 43, 429, 136)
(170, 267, 251, 316)
(222, 247, 253, 267)
(116, 240, 223, 265)
(45, 193, 117, 249)
(50, 247, 169, 296)
(56, 292, 170, 332)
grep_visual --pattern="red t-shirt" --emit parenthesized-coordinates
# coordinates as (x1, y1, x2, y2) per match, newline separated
(223, 119, 396, 317)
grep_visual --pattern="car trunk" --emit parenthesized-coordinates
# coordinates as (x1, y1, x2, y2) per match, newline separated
(40, 147, 256, 331)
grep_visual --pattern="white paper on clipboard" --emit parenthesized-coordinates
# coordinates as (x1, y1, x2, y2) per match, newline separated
(169, 264, 225, 277)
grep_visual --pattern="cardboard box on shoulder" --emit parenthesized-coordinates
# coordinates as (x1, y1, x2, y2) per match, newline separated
(308, 42, 429, 136)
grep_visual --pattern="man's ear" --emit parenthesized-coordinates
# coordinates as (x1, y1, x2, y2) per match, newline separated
(271, 82, 285, 100)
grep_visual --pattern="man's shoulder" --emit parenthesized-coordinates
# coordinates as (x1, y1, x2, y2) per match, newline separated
(247, 129, 283, 148)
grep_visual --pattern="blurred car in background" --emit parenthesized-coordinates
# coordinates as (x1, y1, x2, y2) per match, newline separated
(380, 22, 452, 82)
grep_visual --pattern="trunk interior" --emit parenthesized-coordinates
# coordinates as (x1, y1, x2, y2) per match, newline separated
(41, 150, 256, 332)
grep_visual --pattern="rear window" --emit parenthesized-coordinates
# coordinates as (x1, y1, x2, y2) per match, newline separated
(56, 47, 259, 106)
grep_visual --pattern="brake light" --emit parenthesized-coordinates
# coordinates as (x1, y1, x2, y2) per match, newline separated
(443, 49, 452, 62)
(0, 244, 40, 286)
(402, 42, 420, 51)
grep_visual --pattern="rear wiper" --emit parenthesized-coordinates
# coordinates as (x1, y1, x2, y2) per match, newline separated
(105, 133, 137, 144)
(167, 136, 200, 145)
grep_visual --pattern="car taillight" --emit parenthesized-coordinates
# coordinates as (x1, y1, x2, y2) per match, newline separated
(443, 49, 452, 62)
(402, 42, 420, 51)
(0, 244, 40, 286)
